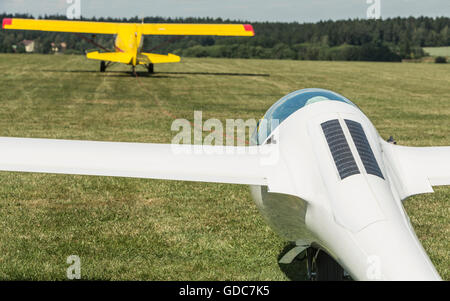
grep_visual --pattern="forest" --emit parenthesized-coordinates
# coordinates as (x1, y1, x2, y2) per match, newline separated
(0, 14, 449, 62)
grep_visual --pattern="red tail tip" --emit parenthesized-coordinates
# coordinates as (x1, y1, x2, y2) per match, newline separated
(2, 18, 12, 29)
(243, 24, 255, 35)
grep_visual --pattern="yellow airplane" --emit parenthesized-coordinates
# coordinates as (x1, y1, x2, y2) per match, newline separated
(2, 18, 254, 73)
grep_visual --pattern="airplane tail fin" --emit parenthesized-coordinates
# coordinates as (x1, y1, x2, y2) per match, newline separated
(138, 53, 181, 65)
(86, 51, 134, 64)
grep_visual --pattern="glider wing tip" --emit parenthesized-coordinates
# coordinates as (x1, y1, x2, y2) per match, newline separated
(2, 18, 12, 29)
(244, 24, 255, 36)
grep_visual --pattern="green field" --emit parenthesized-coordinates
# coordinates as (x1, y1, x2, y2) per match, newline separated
(0, 54, 448, 280)
(423, 46, 450, 57)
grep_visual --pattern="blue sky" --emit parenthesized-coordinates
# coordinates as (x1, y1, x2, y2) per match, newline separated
(1, 0, 449, 22)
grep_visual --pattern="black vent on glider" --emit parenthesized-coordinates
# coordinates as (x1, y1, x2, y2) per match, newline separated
(321, 119, 360, 180)
(345, 119, 384, 179)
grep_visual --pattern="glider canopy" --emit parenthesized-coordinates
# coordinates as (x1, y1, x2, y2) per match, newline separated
(254, 89, 358, 144)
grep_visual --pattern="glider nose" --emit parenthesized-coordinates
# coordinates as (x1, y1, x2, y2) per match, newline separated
(349, 220, 442, 281)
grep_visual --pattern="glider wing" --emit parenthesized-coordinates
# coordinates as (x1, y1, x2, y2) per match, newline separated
(0, 137, 268, 186)
(382, 140, 450, 199)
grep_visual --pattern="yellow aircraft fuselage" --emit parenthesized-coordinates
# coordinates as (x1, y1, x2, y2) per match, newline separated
(114, 24, 143, 66)
(86, 24, 181, 69)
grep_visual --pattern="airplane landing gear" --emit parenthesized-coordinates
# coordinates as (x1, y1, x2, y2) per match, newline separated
(147, 63, 154, 74)
(306, 247, 348, 281)
(100, 61, 106, 72)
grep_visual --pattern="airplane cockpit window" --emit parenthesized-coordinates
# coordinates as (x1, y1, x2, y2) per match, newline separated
(252, 88, 358, 145)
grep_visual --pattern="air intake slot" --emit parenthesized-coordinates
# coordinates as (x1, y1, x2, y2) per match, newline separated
(321, 120, 360, 180)
(345, 119, 384, 179)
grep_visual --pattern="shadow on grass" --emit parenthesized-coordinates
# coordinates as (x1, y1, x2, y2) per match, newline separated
(40, 70, 270, 77)
(156, 71, 270, 77)
(39, 69, 180, 78)
(277, 243, 309, 281)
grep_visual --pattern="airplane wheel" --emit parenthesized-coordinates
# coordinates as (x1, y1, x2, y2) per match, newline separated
(307, 247, 346, 281)
(100, 61, 106, 72)
(148, 63, 154, 74)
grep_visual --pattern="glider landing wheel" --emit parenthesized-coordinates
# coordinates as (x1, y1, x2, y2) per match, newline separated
(100, 61, 106, 72)
(147, 63, 154, 74)
(307, 247, 346, 281)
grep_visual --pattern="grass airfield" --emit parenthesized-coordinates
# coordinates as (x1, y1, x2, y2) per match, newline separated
(0, 54, 448, 280)
(423, 46, 450, 58)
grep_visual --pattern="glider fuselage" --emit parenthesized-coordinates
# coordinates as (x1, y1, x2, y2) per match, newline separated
(249, 90, 442, 280)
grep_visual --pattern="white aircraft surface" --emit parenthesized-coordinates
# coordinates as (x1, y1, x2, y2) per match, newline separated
(0, 88, 448, 281)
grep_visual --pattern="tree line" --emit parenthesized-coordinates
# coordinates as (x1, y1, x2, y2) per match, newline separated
(0, 13, 449, 62)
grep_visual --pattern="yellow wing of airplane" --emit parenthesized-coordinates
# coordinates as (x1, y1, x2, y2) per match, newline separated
(140, 23, 255, 36)
(2, 18, 119, 34)
(2, 18, 254, 36)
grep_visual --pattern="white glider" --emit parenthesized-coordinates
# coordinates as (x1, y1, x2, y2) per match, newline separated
(0, 88, 448, 281)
